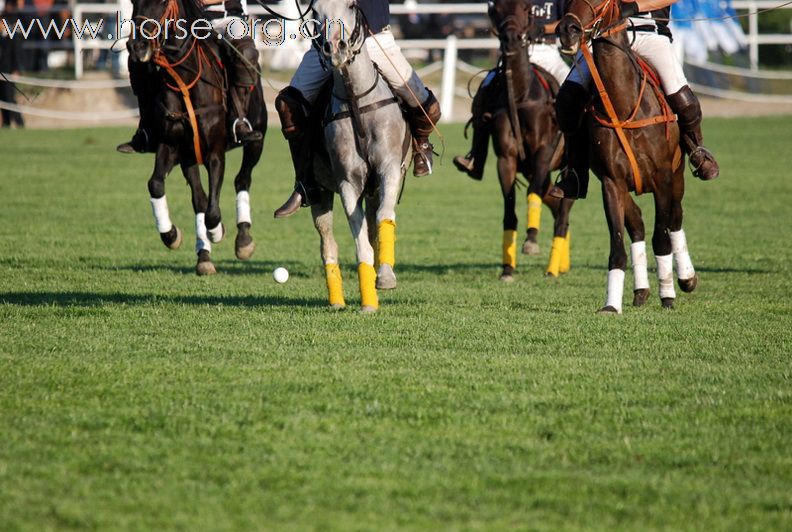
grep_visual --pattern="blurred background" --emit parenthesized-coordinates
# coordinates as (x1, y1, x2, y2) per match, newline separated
(1, 0, 791, 129)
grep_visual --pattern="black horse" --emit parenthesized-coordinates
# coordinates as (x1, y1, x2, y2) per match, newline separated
(127, 0, 267, 275)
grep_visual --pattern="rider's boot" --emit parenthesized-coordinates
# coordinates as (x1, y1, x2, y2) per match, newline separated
(118, 60, 157, 154)
(231, 84, 263, 144)
(406, 90, 442, 177)
(666, 85, 719, 181)
(549, 81, 591, 200)
(453, 78, 491, 181)
(273, 87, 321, 219)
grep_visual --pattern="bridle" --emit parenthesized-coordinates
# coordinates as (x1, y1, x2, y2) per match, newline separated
(563, 0, 627, 46)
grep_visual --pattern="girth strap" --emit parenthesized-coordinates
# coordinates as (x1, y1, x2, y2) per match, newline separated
(326, 97, 398, 125)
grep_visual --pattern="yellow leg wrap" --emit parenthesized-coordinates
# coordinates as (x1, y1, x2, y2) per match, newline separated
(502, 230, 518, 268)
(358, 262, 379, 309)
(325, 263, 345, 307)
(526, 192, 542, 231)
(546, 236, 565, 277)
(377, 219, 396, 267)
(560, 231, 571, 273)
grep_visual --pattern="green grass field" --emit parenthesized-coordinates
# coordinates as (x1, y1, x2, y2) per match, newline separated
(1, 117, 791, 530)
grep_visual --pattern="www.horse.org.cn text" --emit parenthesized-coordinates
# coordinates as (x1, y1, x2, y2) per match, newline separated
(0, 13, 346, 47)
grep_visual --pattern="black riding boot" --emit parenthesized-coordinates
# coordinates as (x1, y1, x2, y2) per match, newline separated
(230, 85, 263, 145)
(117, 60, 158, 154)
(666, 85, 719, 181)
(407, 90, 442, 177)
(549, 82, 591, 199)
(454, 74, 492, 180)
(273, 87, 321, 219)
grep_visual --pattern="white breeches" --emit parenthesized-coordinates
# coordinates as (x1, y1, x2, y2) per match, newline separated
(530, 43, 571, 86)
(565, 31, 688, 95)
(290, 29, 429, 106)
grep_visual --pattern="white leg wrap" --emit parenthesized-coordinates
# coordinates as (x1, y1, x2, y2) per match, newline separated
(630, 241, 650, 291)
(656, 254, 675, 299)
(670, 229, 696, 280)
(605, 269, 625, 313)
(236, 190, 252, 225)
(208, 223, 224, 242)
(195, 213, 211, 253)
(150, 196, 173, 234)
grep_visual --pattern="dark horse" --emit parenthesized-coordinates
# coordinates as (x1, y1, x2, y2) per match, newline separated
(557, 0, 699, 313)
(128, 0, 266, 275)
(487, 0, 574, 282)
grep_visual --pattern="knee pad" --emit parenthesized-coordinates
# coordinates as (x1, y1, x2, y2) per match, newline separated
(555, 81, 589, 135)
(275, 86, 309, 138)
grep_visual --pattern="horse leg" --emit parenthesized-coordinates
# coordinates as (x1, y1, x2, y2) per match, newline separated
(311, 191, 345, 309)
(544, 195, 574, 277)
(522, 152, 552, 256)
(373, 165, 401, 291)
(652, 185, 676, 309)
(234, 140, 263, 261)
(339, 183, 378, 312)
(204, 150, 226, 244)
(181, 162, 215, 276)
(599, 177, 629, 314)
(623, 192, 649, 307)
(668, 167, 698, 293)
(496, 153, 519, 282)
(147, 144, 182, 250)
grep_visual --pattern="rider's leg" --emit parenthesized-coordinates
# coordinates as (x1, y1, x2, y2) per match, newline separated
(274, 48, 330, 218)
(117, 59, 158, 153)
(530, 43, 571, 86)
(227, 36, 263, 144)
(365, 29, 441, 177)
(632, 32, 719, 180)
(453, 70, 495, 180)
(549, 55, 592, 200)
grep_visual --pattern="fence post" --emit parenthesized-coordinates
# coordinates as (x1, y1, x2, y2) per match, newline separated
(441, 35, 457, 123)
(748, 0, 758, 71)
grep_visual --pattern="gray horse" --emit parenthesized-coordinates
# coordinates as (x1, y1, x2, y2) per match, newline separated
(309, 0, 411, 312)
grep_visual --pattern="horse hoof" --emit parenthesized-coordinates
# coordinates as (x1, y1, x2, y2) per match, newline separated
(208, 223, 225, 244)
(544, 270, 559, 279)
(499, 273, 514, 283)
(196, 250, 216, 276)
(521, 239, 540, 256)
(376, 264, 397, 290)
(235, 224, 255, 260)
(360, 305, 378, 314)
(596, 305, 620, 315)
(678, 273, 698, 293)
(160, 226, 182, 250)
(633, 288, 650, 307)
(330, 303, 346, 310)
(661, 297, 675, 309)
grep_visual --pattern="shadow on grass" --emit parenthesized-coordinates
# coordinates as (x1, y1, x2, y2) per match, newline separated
(0, 291, 326, 308)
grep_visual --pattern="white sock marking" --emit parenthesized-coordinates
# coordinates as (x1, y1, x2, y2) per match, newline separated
(236, 190, 252, 225)
(656, 253, 675, 299)
(670, 229, 696, 280)
(195, 213, 211, 253)
(150, 196, 173, 234)
(630, 241, 650, 291)
(605, 269, 625, 313)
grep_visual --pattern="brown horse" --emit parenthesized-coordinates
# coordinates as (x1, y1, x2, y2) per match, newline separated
(557, 0, 699, 313)
(487, 0, 574, 282)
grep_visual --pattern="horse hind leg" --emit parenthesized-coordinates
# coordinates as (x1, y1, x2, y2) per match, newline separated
(373, 169, 400, 291)
(544, 196, 573, 278)
(148, 145, 182, 250)
(312, 192, 345, 309)
(652, 185, 676, 308)
(623, 193, 649, 307)
(233, 138, 263, 261)
(522, 190, 542, 256)
(497, 156, 519, 282)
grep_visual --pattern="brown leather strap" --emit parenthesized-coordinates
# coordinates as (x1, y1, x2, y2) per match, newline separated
(160, 62, 204, 165)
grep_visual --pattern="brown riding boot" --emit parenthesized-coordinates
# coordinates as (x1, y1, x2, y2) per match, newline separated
(407, 90, 442, 177)
(453, 119, 489, 181)
(273, 87, 320, 219)
(667, 86, 719, 181)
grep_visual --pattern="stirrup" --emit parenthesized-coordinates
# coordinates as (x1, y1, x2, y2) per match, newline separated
(116, 129, 149, 154)
(549, 168, 586, 200)
(232, 118, 262, 144)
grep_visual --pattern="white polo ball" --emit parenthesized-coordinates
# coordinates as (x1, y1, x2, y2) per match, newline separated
(273, 267, 289, 284)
